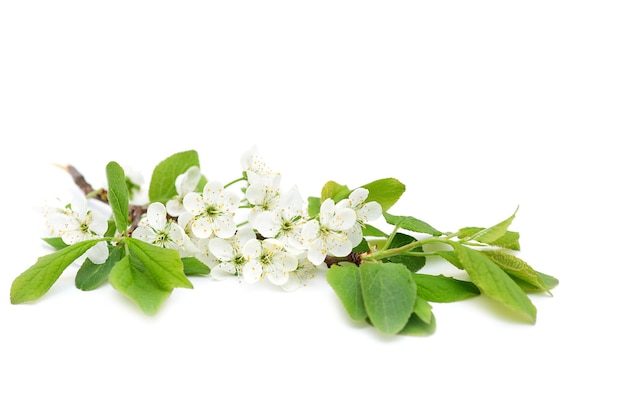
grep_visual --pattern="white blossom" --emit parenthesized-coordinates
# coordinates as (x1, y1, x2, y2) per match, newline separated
(253, 185, 307, 252)
(281, 253, 325, 291)
(241, 238, 298, 285)
(207, 227, 256, 279)
(301, 198, 357, 266)
(46, 196, 109, 264)
(241, 146, 279, 180)
(166, 166, 202, 217)
(335, 188, 383, 246)
(132, 202, 196, 254)
(246, 173, 282, 225)
(183, 181, 240, 239)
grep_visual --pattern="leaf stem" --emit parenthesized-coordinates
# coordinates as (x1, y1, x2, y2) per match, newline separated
(224, 177, 246, 189)
(363, 235, 453, 262)
(380, 224, 400, 252)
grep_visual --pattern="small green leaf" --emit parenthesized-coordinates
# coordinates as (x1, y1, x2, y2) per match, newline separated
(126, 238, 193, 290)
(381, 232, 426, 272)
(352, 238, 371, 254)
(413, 273, 480, 302)
(435, 250, 464, 270)
(106, 161, 130, 233)
(148, 150, 200, 204)
(42, 237, 68, 250)
(181, 257, 211, 276)
(76, 244, 123, 290)
(463, 207, 518, 245)
(383, 212, 442, 236)
(360, 263, 417, 334)
(125, 174, 142, 199)
(453, 243, 537, 323)
(536, 271, 559, 290)
(458, 227, 520, 250)
(363, 224, 388, 237)
(104, 220, 117, 237)
(326, 264, 367, 321)
(109, 254, 172, 315)
(360, 178, 405, 211)
(321, 181, 350, 202)
(398, 313, 437, 336)
(510, 271, 560, 293)
(482, 250, 548, 292)
(11, 240, 102, 304)
(307, 196, 321, 218)
(413, 294, 433, 324)
(318, 178, 405, 211)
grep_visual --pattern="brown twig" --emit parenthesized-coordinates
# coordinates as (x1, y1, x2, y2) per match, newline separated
(60, 164, 147, 235)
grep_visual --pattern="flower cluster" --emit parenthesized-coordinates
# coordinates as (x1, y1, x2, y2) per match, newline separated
(44, 148, 383, 291)
(44, 197, 109, 264)
(135, 148, 381, 290)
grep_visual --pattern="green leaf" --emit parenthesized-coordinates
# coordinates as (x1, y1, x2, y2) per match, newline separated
(383, 212, 442, 236)
(106, 161, 130, 233)
(307, 196, 321, 218)
(463, 207, 518, 245)
(148, 150, 200, 204)
(381, 232, 426, 272)
(326, 264, 367, 321)
(109, 239, 193, 314)
(181, 257, 211, 276)
(11, 240, 102, 304)
(125, 174, 142, 200)
(458, 227, 520, 250)
(413, 273, 480, 302)
(398, 313, 437, 336)
(352, 238, 371, 254)
(363, 224, 388, 238)
(104, 219, 117, 237)
(509, 271, 560, 293)
(109, 254, 172, 315)
(453, 243, 537, 323)
(481, 250, 548, 292)
(75, 244, 123, 290)
(360, 178, 405, 211)
(42, 237, 68, 250)
(321, 181, 350, 202)
(360, 263, 417, 334)
(536, 271, 559, 290)
(126, 238, 193, 290)
(435, 250, 464, 270)
(318, 178, 405, 211)
(413, 294, 433, 324)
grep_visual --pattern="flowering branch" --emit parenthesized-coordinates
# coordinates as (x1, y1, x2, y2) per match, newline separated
(11, 148, 559, 337)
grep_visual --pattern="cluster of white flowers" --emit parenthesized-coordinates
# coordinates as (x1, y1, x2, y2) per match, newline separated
(44, 148, 383, 291)
(44, 197, 110, 264)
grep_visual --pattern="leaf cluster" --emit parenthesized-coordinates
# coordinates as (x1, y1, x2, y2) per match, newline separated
(317, 179, 558, 336)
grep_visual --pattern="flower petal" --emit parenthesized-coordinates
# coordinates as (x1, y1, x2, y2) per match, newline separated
(132, 226, 157, 243)
(147, 202, 168, 230)
(213, 215, 236, 238)
(209, 238, 235, 261)
(243, 260, 263, 283)
(86, 241, 109, 264)
(330, 207, 357, 231)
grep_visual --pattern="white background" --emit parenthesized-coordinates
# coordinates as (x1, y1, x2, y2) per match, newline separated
(1, 1, 624, 416)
